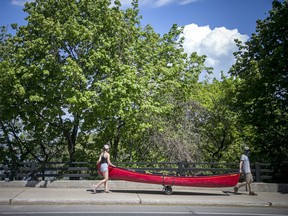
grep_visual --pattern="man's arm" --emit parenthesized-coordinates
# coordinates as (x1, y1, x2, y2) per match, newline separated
(239, 160, 243, 173)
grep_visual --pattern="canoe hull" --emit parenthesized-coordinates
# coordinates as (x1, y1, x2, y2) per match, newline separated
(108, 166, 240, 187)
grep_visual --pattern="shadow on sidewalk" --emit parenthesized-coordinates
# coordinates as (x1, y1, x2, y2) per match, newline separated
(86, 189, 230, 196)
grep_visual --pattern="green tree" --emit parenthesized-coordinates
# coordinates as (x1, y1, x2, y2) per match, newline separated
(192, 76, 243, 163)
(104, 28, 211, 162)
(0, 0, 209, 165)
(230, 0, 288, 182)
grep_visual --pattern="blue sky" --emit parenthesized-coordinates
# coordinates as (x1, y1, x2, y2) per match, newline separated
(136, 0, 273, 37)
(0, 0, 274, 79)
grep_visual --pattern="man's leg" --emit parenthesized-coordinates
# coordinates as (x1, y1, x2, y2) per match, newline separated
(247, 173, 257, 195)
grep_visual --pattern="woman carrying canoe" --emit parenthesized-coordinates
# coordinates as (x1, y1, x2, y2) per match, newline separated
(92, 144, 116, 193)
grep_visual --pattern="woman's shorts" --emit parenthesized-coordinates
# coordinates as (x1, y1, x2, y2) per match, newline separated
(100, 163, 108, 172)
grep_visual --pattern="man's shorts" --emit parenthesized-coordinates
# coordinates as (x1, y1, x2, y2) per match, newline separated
(244, 173, 253, 183)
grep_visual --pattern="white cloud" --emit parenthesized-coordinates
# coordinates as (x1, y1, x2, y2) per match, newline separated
(179, 0, 198, 5)
(180, 23, 249, 80)
(11, 0, 33, 7)
(13, 0, 197, 8)
(120, 0, 198, 8)
(151, 0, 174, 7)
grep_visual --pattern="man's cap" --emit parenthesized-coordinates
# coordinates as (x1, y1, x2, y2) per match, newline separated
(244, 146, 250, 151)
(103, 144, 109, 149)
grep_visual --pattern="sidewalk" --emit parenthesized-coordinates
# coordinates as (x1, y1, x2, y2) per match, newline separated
(0, 181, 287, 207)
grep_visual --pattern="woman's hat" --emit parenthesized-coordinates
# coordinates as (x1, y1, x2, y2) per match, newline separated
(103, 144, 109, 149)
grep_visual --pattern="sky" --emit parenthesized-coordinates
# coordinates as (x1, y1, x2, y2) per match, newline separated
(0, 0, 274, 80)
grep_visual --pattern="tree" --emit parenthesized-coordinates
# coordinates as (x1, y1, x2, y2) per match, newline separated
(0, 26, 23, 174)
(103, 27, 211, 162)
(190, 76, 244, 163)
(230, 0, 288, 182)
(1, 0, 209, 165)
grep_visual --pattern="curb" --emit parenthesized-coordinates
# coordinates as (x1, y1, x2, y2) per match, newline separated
(1, 187, 286, 207)
(1, 181, 288, 193)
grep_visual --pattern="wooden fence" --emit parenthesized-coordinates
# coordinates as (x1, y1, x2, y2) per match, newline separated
(0, 161, 273, 182)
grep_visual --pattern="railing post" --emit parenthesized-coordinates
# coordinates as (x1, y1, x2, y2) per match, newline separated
(41, 162, 45, 181)
(178, 162, 184, 176)
(29, 161, 37, 181)
(4, 160, 10, 182)
(254, 162, 261, 182)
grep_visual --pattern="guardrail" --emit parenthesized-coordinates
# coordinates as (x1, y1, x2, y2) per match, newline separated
(0, 161, 273, 182)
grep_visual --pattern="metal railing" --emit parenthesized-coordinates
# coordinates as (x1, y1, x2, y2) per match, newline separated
(0, 161, 273, 182)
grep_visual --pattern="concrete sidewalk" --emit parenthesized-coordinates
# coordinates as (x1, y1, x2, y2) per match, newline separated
(0, 181, 287, 207)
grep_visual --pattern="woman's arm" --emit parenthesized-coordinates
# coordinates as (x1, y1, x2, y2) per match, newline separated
(107, 153, 116, 167)
(96, 154, 102, 165)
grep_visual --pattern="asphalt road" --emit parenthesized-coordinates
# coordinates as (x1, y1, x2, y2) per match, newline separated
(0, 205, 287, 216)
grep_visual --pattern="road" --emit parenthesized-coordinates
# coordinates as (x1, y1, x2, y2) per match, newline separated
(0, 205, 287, 216)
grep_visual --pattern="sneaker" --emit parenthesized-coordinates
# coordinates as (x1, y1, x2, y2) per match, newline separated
(249, 191, 257, 196)
(234, 186, 239, 194)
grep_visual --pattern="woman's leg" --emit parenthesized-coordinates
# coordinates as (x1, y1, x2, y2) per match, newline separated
(103, 171, 109, 191)
(93, 171, 108, 192)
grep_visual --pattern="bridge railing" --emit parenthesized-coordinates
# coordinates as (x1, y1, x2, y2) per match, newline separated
(0, 161, 273, 182)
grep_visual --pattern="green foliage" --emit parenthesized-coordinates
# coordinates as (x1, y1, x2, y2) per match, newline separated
(0, 0, 209, 165)
(230, 0, 288, 182)
(191, 77, 245, 163)
(2, 0, 285, 184)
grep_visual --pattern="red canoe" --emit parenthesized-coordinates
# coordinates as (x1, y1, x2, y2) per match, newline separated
(107, 166, 240, 188)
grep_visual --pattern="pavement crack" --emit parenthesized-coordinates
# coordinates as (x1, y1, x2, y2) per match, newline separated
(136, 192, 142, 204)
(9, 188, 27, 205)
(185, 206, 195, 214)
